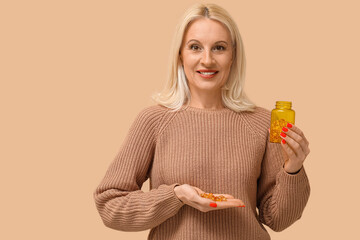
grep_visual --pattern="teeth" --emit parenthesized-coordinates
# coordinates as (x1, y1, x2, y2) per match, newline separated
(199, 72, 217, 75)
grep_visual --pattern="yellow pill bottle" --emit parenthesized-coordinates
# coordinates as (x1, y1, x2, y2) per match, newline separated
(270, 101, 295, 143)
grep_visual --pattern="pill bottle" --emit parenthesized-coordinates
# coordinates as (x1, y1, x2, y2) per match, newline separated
(269, 101, 295, 143)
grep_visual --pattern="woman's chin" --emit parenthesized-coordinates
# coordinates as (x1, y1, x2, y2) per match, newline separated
(192, 83, 222, 92)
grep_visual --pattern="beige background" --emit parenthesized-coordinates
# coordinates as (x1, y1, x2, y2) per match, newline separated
(1, 0, 359, 239)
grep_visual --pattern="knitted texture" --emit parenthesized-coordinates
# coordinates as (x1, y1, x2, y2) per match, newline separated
(93, 104, 310, 239)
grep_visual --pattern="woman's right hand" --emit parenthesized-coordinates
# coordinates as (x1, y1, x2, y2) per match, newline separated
(174, 184, 245, 212)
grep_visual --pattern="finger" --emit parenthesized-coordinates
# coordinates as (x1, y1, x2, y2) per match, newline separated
(281, 127, 308, 156)
(226, 198, 245, 206)
(286, 123, 309, 146)
(214, 198, 245, 208)
(200, 198, 245, 210)
(280, 134, 298, 159)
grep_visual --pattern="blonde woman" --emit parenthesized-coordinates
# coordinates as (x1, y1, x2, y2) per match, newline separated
(93, 3, 311, 239)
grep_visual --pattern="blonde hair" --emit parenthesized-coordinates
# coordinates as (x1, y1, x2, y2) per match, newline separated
(151, 3, 257, 113)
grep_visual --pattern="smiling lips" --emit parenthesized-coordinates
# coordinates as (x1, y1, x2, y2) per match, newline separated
(197, 69, 219, 79)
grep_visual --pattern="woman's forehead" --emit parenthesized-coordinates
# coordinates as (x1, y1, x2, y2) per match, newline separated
(184, 18, 231, 43)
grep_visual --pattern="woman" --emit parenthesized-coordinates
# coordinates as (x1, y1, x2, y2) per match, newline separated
(93, 3, 310, 239)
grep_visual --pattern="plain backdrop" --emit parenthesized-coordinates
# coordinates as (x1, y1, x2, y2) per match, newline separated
(1, 0, 359, 239)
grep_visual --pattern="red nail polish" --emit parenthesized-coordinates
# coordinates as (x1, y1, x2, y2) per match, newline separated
(280, 132, 286, 137)
(287, 123, 293, 128)
(238, 205, 245, 207)
(210, 203, 217, 208)
(282, 139, 286, 144)
(282, 127, 288, 132)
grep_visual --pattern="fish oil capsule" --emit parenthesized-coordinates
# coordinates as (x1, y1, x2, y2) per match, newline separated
(200, 192, 227, 201)
(270, 101, 295, 143)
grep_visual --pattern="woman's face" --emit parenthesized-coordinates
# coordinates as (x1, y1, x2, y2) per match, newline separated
(180, 17, 233, 94)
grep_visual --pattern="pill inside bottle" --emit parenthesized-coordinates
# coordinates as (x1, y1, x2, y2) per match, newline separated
(270, 101, 295, 143)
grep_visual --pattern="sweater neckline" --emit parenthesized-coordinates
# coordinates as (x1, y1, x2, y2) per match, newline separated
(182, 105, 230, 113)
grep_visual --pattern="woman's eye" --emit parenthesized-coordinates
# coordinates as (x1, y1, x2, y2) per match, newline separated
(214, 46, 226, 51)
(189, 45, 225, 51)
(190, 45, 200, 51)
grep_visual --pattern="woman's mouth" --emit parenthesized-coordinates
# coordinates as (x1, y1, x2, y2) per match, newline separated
(197, 71, 219, 79)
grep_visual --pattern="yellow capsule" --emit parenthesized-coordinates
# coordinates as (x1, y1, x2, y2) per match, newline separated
(200, 192, 228, 201)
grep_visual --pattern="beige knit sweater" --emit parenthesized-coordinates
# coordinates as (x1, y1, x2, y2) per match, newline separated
(93, 104, 310, 239)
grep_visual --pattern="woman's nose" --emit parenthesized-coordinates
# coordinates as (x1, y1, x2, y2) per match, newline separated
(200, 49, 214, 66)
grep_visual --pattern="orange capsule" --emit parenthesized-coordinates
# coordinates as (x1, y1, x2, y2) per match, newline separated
(200, 192, 227, 201)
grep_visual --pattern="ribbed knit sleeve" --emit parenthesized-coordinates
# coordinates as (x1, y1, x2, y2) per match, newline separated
(93, 106, 184, 231)
(254, 107, 311, 232)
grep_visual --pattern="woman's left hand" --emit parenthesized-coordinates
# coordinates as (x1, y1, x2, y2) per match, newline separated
(278, 123, 310, 174)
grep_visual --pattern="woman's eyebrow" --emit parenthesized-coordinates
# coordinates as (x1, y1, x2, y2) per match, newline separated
(186, 39, 229, 45)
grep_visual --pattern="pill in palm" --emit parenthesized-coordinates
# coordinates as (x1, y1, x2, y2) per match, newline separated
(200, 192, 227, 201)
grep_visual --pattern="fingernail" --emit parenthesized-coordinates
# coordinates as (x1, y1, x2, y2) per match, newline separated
(287, 123, 293, 128)
(282, 127, 288, 132)
(210, 203, 217, 208)
(238, 205, 245, 207)
(280, 132, 286, 137)
(282, 139, 286, 144)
